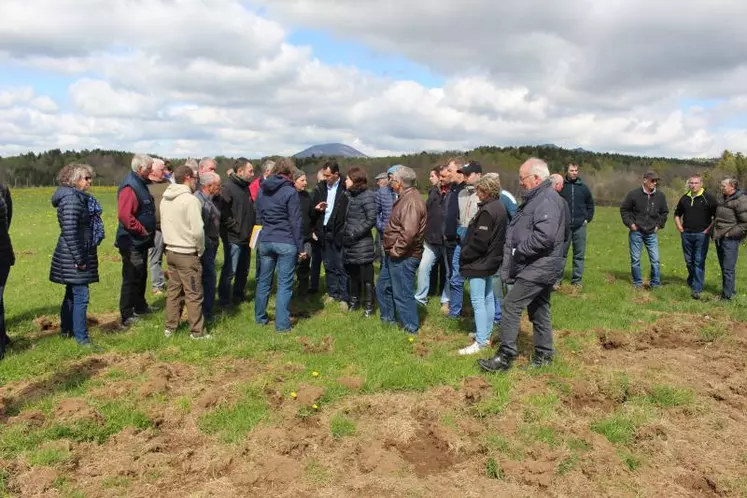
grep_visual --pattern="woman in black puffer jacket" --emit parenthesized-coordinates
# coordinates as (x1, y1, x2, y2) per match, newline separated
(50, 164, 103, 350)
(342, 167, 377, 316)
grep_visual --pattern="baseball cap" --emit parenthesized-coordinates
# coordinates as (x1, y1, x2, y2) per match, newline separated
(375, 172, 388, 181)
(643, 170, 660, 181)
(457, 161, 483, 175)
(387, 165, 403, 175)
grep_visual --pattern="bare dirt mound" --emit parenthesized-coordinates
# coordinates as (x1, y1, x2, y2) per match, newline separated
(54, 398, 104, 424)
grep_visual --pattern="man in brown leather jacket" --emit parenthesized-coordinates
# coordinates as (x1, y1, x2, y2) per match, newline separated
(377, 166, 427, 334)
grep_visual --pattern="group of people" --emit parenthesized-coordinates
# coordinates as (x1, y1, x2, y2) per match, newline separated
(0, 153, 745, 370)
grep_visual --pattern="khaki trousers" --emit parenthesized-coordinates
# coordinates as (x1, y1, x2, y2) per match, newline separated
(165, 250, 204, 334)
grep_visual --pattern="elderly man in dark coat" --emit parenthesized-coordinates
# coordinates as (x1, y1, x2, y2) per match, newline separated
(479, 158, 567, 372)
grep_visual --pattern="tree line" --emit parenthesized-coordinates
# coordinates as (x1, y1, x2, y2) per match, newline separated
(1, 146, 745, 205)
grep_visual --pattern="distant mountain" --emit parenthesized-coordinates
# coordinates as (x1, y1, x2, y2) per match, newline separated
(293, 143, 368, 159)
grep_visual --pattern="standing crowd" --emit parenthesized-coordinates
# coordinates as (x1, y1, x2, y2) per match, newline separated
(0, 155, 745, 370)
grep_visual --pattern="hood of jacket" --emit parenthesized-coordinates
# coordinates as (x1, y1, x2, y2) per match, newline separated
(162, 183, 193, 201)
(51, 186, 84, 208)
(261, 175, 293, 194)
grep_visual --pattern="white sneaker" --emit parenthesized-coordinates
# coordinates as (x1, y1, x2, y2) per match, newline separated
(190, 333, 212, 340)
(164, 329, 173, 338)
(468, 332, 476, 339)
(459, 342, 488, 356)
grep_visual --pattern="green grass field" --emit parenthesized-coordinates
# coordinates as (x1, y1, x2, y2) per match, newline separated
(1, 187, 746, 497)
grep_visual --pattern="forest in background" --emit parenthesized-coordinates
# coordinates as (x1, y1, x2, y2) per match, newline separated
(1, 146, 746, 205)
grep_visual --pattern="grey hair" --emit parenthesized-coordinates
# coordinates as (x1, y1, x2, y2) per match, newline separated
(200, 172, 220, 186)
(292, 168, 307, 182)
(199, 157, 216, 170)
(67, 164, 94, 187)
(131, 154, 153, 172)
(550, 174, 564, 188)
(184, 159, 199, 174)
(151, 158, 165, 169)
(393, 166, 418, 188)
(722, 176, 739, 190)
(475, 172, 502, 199)
(262, 160, 276, 175)
(523, 157, 550, 180)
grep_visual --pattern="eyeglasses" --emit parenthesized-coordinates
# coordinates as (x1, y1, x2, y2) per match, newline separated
(519, 174, 534, 183)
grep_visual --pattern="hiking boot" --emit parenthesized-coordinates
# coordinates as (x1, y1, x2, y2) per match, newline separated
(348, 296, 361, 312)
(363, 283, 376, 318)
(121, 316, 140, 328)
(478, 352, 515, 373)
(691, 292, 701, 300)
(60, 330, 74, 339)
(524, 351, 553, 369)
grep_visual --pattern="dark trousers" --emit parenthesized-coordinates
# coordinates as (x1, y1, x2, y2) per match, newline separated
(0, 263, 10, 357)
(201, 244, 218, 319)
(297, 251, 312, 295)
(345, 262, 374, 302)
(716, 237, 740, 299)
(429, 256, 446, 296)
(681, 231, 709, 294)
(310, 239, 323, 292)
(497, 278, 554, 358)
(61, 284, 91, 344)
(323, 235, 348, 301)
(119, 247, 149, 323)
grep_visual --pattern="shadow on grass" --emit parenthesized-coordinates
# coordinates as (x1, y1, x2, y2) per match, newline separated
(0, 356, 110, 418)
(607, 270, 720, 295)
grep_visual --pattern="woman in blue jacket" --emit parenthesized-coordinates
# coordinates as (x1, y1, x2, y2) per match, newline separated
(50, 164, 104, 350)
(254, 158, 305, 332)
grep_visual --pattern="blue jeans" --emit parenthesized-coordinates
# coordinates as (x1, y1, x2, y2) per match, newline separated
(469, 276, 495, 346)
(414, 243, 451, 305)
(0, 263, 10, 350)
(201, 244, 218, 318)
(255, 242, 297, 331)
(629, 231, 660, 287)
(60, 284, 91, 344)
(448, 244, 465, 317)
(218, 241, 249, 305)
(716, 238, 740, 299)
(377, 256, 420, 333)
(681, 232, 709, 293)
(560, 223, 588, 285)
(493, 273, 503, 323)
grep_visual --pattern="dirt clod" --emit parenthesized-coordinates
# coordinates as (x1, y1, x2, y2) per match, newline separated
(338, 376, 364, 391)
(296, 384, 325, 405)
(462, 376, 491, 404)
(54, 398, 103, 424)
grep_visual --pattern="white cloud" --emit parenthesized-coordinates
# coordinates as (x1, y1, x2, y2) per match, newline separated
(0, 0, 744, 159)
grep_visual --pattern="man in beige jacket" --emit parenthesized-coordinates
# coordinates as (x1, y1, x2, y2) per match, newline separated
(160, 165, 208, 339)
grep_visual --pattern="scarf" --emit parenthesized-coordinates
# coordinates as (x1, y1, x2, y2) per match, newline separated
(87, 194, 105, 246)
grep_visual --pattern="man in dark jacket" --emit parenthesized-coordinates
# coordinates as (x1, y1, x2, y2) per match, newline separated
(116, 154, 156, 327)
(674, 174, 717, 299)
(378, 166, 426, 334)
(195, 172, 222, 320)
(439, 157, 466, 314)
(712, 176, 747, 300)
(620, 171, 669, 289)
(558, 163, 595, 287)
(312, 161, 349, 305)
(415, 165, 450, 306)
(0, 183, 15, 360)
(479, 158, 567, 372)
(217, 158, 255, 306)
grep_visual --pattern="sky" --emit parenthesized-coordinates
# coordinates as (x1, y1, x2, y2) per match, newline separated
(0, 0, 746, 159)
